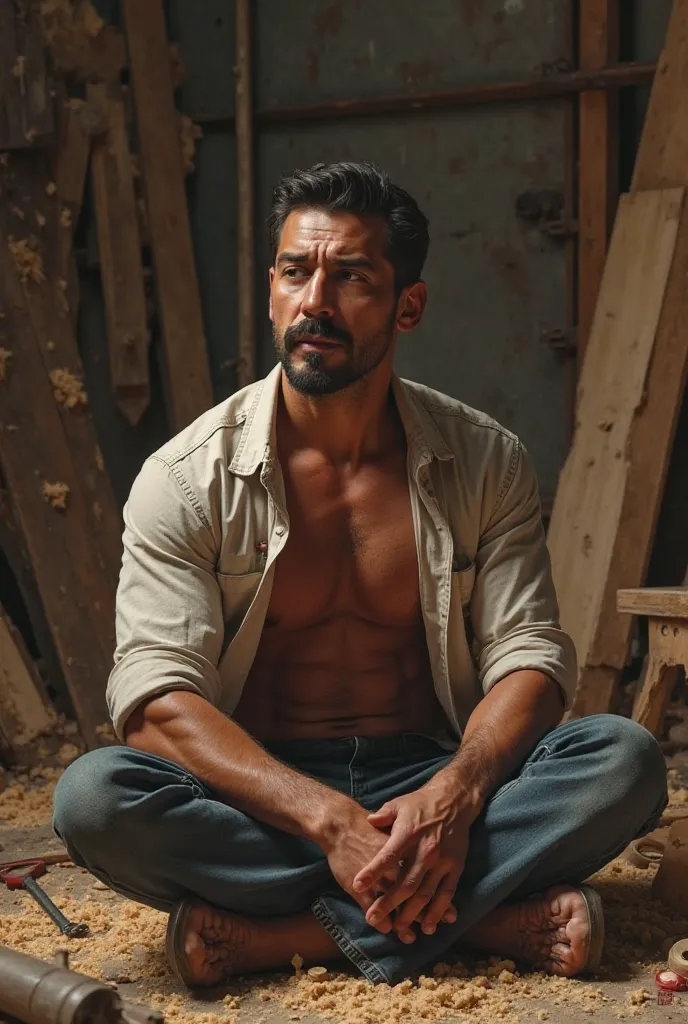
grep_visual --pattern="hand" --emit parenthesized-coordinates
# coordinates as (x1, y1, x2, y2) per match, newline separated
(352, 780, 475, 941)
(322, 804, 403, 930)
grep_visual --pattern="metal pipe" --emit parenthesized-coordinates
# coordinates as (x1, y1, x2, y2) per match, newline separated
(234, 0, 256, 387)
(195, 61, 656, 130)
(0, 945, 121, 1024)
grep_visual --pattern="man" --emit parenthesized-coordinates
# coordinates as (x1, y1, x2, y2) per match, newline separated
(54, 162, 667, 989)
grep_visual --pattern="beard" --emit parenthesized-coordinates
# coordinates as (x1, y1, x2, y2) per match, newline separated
(273, 316, 395, 397)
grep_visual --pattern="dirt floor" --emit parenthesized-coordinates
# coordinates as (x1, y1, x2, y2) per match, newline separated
(0, 717, 687, 1024)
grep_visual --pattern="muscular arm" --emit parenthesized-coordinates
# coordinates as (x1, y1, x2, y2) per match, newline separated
(431, 668, 565, 816)
(125, 690, 355, 850)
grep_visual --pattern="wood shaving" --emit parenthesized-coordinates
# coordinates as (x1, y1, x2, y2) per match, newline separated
(40, 0, 104, 46)
(0, 347, 12, 382)
(11, 55, 27, 78)
(36, 211, 47, 227)
(58, 743, 80, 765)
(0, 776, 61, 826)
(179, 114, 203, 175)
(60, 207, 73, 228)
(46, 181, 57, 196)
(96, 721, 116, 742)
(50, 367, 87, 408)
(42, 480, 70, 510)
(8, 237, 45, 283)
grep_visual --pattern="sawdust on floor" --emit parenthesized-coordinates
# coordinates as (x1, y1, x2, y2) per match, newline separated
(0, 753, 687, 1023)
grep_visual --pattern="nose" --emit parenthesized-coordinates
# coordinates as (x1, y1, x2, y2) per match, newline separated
(301, 268, 336, 321)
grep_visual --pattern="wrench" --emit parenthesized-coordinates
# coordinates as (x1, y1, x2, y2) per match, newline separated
(0, 858, 90, 938)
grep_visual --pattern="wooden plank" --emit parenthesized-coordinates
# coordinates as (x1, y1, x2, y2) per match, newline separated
(235, 0, 256, 388)
(547, 188, 685, 715)
(0, 0, 53, 150)
(617, 587, 688, 618)
(0, 602, 51, 761)
(2, 152, 123, 589)
(0, 221, 114, 748)
(122, 0, 213, 433)
(88, 80, 150, 426)
(54, 99, 93, 322)
(633, 0, 688, 192)
(577, 0, 619, 365)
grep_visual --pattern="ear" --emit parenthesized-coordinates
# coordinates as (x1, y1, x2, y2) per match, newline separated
(268, 267, 275, 322)
(396, 281, 427, 334)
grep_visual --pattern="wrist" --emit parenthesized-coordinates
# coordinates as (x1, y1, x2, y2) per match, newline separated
(425, 764, 486, 822)
(302, 791, 364, 852)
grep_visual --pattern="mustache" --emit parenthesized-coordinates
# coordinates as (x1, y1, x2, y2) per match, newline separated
(283, 319, 353, 351)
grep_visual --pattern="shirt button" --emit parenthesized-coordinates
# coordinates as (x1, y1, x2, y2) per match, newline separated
(276, 526, 285, 537)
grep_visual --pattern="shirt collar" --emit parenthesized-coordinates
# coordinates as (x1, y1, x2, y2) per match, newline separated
(229, 362, 454, 476)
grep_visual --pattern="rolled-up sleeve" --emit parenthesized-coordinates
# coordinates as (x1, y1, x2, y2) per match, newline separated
(471, 440, 577, 708)
(106, 456, 224, 740)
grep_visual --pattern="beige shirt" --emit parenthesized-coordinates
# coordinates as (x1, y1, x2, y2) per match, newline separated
(107, 364, 576, 741)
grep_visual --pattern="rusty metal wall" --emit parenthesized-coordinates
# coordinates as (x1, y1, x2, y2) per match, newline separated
(170, 1, 575, 503)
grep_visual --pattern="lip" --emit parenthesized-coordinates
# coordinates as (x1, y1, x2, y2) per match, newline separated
(292, 338, 343, 351)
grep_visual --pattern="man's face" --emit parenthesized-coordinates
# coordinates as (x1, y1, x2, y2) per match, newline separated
(269, 209, 401, 396)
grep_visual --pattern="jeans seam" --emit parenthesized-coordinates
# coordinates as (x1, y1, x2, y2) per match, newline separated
(311, 897, 388, 984)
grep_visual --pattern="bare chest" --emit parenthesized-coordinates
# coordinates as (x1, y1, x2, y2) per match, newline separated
(268, 449, 420, 628)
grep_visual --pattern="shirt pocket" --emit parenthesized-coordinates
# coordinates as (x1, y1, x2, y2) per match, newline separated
(451, 562, 476, 610)
(216, 569, 263, 638)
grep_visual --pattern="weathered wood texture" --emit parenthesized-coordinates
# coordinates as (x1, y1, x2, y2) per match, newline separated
(617, 587, 688, 618)
(577, 0, 618, 364)
(0, 0, 53, 150)
(2, 153, 123, 587)
(0, 162, 119, 744)
(122, 0, 213, 432)
(633, 0, 688, 191)
(0, 601, 51, 762)
(548, 188, 685, 716)
(235, 0, 256, 388)
(634, 618, 688, 736)
(88, 80, 150, 426)
(53, 99, 95, 319)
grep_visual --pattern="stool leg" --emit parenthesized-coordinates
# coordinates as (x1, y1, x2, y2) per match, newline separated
(633, 618, 680, 737)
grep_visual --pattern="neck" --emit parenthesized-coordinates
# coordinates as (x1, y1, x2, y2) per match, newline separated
(278, 362, 399, 467)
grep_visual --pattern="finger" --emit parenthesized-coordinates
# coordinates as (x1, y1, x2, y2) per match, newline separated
(420, 872, 460, 935)
(394, 866, 447, 934)
(367, 802, 397, 828)
(442, 903, 458, 924)
(365, 851, 434, 926)
(352, 828, 414, 892)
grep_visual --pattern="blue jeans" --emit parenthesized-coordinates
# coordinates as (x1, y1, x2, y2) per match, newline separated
(53, 715, 666, 985)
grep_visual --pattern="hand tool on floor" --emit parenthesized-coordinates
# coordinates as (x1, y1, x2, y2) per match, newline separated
(0, 858, 89, 938)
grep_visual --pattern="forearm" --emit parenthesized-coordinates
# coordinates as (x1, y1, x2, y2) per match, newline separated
(124, 690, 358, 848)
(430, 670, 564, 817)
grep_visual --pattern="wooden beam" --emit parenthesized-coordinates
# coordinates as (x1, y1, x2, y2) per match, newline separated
(88, 80, 150, 426)
(547, 188, 685, 716)
(0, 601, 52, 763)
(122, 0, 213, 433)
(577, 0, 619, 365)
(0, 0, 53, 150)
(633, 0, 688, 191)
(0, 224, 114, 747)
(53, 99, 94, 321)
(3, 152, 123, 589)
(235, 0, 256, 388)
(617, 587, 688, 618)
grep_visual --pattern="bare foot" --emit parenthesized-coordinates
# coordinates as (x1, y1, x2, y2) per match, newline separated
(462, 886, 602, 977)
(168, 902, 342, 987)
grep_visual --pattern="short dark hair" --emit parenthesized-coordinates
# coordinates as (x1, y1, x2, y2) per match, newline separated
(268, 161, 429, 292)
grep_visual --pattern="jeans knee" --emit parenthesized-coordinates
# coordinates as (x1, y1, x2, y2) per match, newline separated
(590, 714, 667, 815)
(53, 747, 129, 854)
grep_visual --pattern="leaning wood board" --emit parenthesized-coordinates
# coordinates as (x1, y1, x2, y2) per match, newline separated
(122, 0, 213, 433)
(0, 602, 52, 761)
(2, 152, 123, 591)
(0, 0, 53, 150)
(547, 187, 684, 715)
(88, 80, 150, 426)
(0, 224, 113, 747)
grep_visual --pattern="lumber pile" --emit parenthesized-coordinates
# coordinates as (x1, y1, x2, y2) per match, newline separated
(548, 0, 688, 716)
(0, 0, 211, 756)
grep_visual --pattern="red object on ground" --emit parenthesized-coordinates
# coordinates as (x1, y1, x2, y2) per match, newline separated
(0, 858, 47, 890)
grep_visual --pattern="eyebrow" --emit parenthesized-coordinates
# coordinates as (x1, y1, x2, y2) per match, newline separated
(276, 251, 376, 270)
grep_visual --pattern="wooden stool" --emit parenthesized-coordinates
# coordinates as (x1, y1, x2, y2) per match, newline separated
(617, 588, 688, 737)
